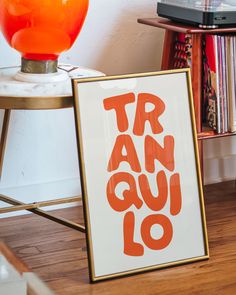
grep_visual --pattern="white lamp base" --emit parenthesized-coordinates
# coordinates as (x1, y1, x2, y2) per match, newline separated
(14, 69, 69, 83)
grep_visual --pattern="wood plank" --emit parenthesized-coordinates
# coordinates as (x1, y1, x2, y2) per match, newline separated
(198, 130, 236, 140)
(0, 181, 235, 294)
(161, 30, 177, 70)
(138, 18, 236, 34)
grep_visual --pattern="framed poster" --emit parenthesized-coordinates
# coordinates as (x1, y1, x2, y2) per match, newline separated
(72, 69, 209, 282)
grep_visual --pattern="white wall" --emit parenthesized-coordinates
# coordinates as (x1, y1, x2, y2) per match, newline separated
(0, 0, 164, 217)
(0, 0, 235, 217)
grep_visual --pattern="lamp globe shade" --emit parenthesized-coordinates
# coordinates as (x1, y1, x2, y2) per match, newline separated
(0, 0, 89, 75)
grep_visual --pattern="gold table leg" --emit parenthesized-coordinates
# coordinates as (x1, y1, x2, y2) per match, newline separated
(0, 108, 86, 233)
(0, 110, 11, 179)
(0, 194, 86, 233)
(0, 195, 82, 213)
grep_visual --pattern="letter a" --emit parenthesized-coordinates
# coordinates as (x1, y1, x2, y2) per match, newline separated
(108, 134, 141, 172)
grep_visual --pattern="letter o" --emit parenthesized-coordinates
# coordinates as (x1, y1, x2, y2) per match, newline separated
(141, 214, 173, 250)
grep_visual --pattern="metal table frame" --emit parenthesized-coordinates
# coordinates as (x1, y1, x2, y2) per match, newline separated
(0, 89, 85, 234)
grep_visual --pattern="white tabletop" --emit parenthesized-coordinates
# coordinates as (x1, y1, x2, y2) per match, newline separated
(0, 65, 104, 98)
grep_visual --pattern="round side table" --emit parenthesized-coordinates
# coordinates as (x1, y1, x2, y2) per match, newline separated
(0, 65, 104, 232)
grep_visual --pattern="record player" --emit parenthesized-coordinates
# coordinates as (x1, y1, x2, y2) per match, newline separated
(157, 1, 236, 28)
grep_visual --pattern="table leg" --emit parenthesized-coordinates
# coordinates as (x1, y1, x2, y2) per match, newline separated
(191, 34, 204, 181)
(191, 34, 203, 132)
(161, 30, 177, 70)
(0, 194, 86, 233)
(0, 110, 11, 179)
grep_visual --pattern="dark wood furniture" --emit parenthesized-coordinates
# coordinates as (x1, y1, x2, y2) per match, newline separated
(138, 18, 236, 174)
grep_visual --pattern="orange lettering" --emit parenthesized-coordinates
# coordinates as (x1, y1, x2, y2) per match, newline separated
(106, 172, 143, 212)
(141, 214, 173, 250)
(138, 171, 168, 211)
(108, 134, 141, 172)
(145, 135, 175, 173)
(133, 93, 165, 136)
(123, 211, 144, 256)
(170, 173, 182, 216)
(103, 93, 135, 132)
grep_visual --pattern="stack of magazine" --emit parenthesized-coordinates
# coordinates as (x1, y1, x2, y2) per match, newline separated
(203, 34, 236, 134)
(173, 33, 192, 69)
(173, 33, 236, 134)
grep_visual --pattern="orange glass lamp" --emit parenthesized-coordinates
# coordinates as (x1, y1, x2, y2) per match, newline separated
(0, 0, 89, 81)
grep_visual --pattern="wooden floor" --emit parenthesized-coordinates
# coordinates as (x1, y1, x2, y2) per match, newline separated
(0, 181, 235, 295)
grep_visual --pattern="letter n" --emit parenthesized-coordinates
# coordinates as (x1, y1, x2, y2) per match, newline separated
(145, 135, 175, 173)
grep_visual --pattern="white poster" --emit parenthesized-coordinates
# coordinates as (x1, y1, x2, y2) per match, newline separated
(73, 69, 209, 282)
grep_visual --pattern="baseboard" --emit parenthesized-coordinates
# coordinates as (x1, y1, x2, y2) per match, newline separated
(0, 178, 81, 218)
(204, 154, 236, 185)
(204, 175, 236, 185)
(1, 154, 235, 218)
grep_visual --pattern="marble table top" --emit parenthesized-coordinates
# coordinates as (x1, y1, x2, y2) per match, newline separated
(0, 65, 104, 98)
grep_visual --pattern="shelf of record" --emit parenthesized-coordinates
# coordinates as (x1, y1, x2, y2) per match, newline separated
(173, 32, 236, 138)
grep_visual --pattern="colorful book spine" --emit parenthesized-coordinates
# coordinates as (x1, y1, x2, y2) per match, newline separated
(229, 36, 236, 132)
(203, 34, 219, 132)
(203, 33, 236, 134)
(173, 33, 192, 69)
(176, 33, 236, 134)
